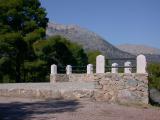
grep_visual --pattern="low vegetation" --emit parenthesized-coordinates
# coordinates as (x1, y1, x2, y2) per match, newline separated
(148, 63, 160, 90)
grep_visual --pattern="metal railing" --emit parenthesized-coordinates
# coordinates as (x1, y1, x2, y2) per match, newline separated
(58, 66, 87, 73)
(55, 57, 137, 74)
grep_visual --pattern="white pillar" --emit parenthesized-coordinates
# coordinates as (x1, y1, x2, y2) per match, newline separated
(87, 64, 93, 74)
(96, 55, 105, 73)
(66, 65, 72, 75)
(51, 64, 57, 74)
(112, 63, 118, 73)
(124, 61, 132, 73)
(137, 54, 147, 73)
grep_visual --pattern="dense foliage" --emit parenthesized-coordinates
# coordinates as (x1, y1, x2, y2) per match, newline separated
(0, 0, 48, 82)
(87, 50, 101, 65)
(148, 63, 160, 90)
(33, 35, 88, 74)
(0, 0, 92, 83)
(0, 33, 28, 82)
(0, 0, 48, 35)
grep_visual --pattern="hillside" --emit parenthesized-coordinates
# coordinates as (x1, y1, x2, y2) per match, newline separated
(46, 23, 134, 59)
(117, 44, 160, 55)
(117, 44, 160, 63)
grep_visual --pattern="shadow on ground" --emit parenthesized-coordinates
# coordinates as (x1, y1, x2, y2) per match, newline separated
(0, 99, 81, 120)
(149, 88, 160, 107)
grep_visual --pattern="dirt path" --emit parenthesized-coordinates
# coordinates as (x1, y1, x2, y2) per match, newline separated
(0, 97, 160, 120)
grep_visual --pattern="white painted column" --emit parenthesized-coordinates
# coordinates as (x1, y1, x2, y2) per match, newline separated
(111, 63, 118, 73)
(66, 65, 72, 75)
(51, 64, 57, 74)
(87, 64, 93, 74)
(96, 55, 105, 73)
(124, 61, 132, 73)
(137, 54, 147, 73)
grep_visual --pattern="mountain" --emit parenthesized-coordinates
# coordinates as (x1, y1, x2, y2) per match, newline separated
(46, 23, 134, 59)
(117, 44, 160, 55)
(117, 44, 160, 63)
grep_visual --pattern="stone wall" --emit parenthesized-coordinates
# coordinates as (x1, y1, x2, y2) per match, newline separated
(0, 74, 148, 105)
(0, 82, 95, 100)
(93, 73, 148, 104)
(50, 74, 95, 83)
(50, 73, 148, 104)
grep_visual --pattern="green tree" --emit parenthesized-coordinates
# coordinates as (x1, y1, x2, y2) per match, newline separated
(23, 60, 47, 82)
(69, 43, 88, 66)
(0, 0, 48, 82)
(87, 50, 101, 65)
(147, 63, 160, 90)
(0, 33, 27, 82)
(33, 36, 76, 66)
(33, 36, 88, 73)
(0, 0, 48, 36)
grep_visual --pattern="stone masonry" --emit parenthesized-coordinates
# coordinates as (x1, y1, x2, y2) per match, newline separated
(93, 73, 148, 104)
(0, 73, 148, 105)
(50, 73, 148, 104)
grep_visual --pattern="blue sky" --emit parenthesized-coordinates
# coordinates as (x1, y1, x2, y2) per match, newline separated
(40, 0, 160, 48)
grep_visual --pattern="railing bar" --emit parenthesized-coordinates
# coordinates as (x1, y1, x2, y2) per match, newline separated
(105, 66, 136, 68)
(106, 58, 136, 60)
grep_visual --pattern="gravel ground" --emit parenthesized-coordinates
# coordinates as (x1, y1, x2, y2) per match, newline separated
(0, 97, 160, 120)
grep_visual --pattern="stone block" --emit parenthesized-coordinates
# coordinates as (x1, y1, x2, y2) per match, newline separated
(96, 55, 105, 73)
(51, 64, 57, 74)
(117, 89, 132, 102)
(99, 79, 109, 85)
(66, 65, 72, 74)
(87, 64, 93, 74)
(137, 54, 147, 73)
(95, 84, 103, 89)
(126, 79, 138, 87)
(73, 90, 94, 99)
(111, 63, 118, 73)
(124, 61, 132, 73)
(103, 85, 109, 91)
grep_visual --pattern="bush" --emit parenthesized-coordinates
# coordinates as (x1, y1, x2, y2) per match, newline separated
(147, 63, 160, 90)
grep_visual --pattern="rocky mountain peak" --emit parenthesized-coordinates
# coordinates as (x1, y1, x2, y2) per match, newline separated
(46, 22, 134, 59)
